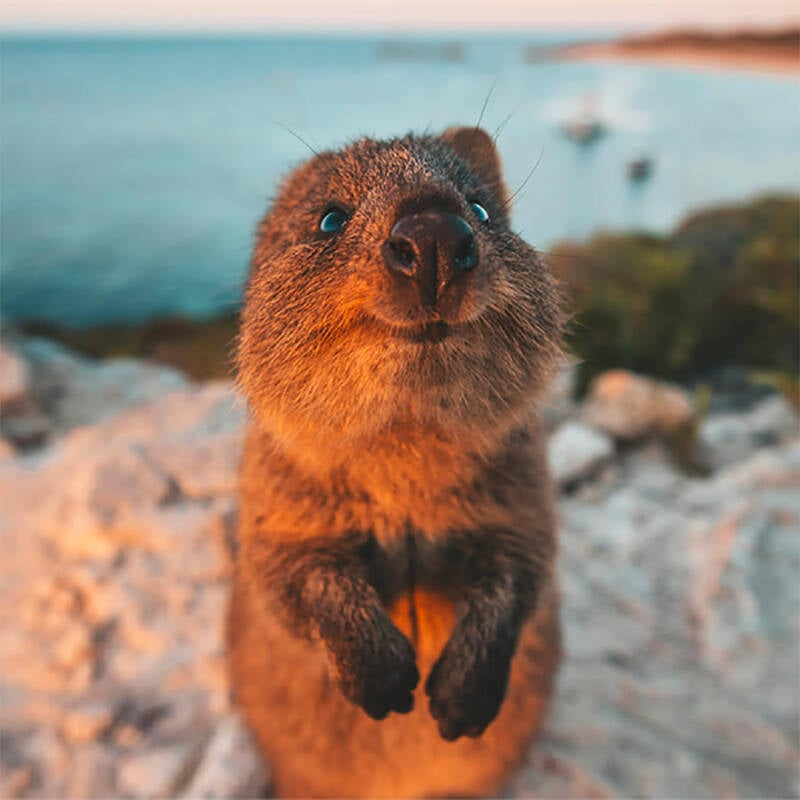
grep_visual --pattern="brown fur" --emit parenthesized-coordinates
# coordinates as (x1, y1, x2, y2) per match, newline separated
(228, 126, 564, 798)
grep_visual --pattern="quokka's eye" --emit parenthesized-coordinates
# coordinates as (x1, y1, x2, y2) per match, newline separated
(469, 201, 490, 225)
(319, 207, 350, 234)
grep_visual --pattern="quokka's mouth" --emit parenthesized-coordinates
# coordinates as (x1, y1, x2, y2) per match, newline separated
(394, 320, 452, 344)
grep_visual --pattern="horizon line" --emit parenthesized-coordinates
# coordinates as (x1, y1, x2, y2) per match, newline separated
(0, 25, 628, 36)
(2, 18, 798, 37)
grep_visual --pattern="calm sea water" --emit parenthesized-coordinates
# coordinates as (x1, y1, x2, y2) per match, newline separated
(2, 35, 799, 326)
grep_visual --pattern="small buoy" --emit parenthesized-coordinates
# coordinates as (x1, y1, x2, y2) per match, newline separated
(627, 156, 653, 181)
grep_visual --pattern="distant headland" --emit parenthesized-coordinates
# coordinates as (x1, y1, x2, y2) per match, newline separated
(537, 27, 800, 76)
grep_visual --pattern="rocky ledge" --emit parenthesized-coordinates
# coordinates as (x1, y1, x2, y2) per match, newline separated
(1, 337, 797, 799)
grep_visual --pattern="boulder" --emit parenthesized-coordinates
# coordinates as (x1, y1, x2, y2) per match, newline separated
(582, 369, 694, 441)
(0, 340, 49, 449)
(4, 336, 189, 449)
(0, 342, 30, 408)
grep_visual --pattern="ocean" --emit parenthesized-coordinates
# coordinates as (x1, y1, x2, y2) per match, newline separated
(2, 35, 798, 327)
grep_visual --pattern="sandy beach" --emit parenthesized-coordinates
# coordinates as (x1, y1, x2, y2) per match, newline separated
(556, 34, 800, 77)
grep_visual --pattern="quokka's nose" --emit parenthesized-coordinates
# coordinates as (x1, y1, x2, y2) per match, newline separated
(382, 210, 477, 308)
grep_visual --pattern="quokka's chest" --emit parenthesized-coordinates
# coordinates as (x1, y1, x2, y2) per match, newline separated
(362, 532, 473, 667)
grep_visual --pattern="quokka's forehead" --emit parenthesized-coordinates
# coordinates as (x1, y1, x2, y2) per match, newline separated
(270, 131, 505, 226)
(307, 135, 481, 193)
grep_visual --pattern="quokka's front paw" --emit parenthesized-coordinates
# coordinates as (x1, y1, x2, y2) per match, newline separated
(425, 623, 515, 741)
(330, 617, 419, 720)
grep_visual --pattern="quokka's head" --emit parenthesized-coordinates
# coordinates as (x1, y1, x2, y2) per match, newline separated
(238, 127, 563, 457)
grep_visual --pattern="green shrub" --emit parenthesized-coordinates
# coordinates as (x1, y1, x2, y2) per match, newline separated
(551, 195, 799, 395)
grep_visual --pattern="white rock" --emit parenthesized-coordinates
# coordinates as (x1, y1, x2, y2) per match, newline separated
(180, 715, 269, 799)
(748, 395, 797, 444)
(13, 336, 189, 435)
(699, 395, 798, 470)
(118, 745, 195, 798)
(549, 421, 614, 486)
(551, 437, 800, 799)
(698, 414, 751, 470)
(541, 360, 579, 431)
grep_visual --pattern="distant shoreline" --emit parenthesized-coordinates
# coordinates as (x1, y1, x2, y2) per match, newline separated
(550, 28, 800, 77)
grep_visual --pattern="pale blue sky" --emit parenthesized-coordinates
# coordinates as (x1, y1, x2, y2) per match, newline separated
(2, 0, 798, 32)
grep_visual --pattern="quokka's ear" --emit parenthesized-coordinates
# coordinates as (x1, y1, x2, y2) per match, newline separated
(440, 126, 507, 204)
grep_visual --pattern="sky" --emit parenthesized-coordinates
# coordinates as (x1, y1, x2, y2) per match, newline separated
(1, 0, 798, 33)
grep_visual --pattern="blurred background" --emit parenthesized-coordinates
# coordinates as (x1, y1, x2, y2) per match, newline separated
(1, 2, 798, 799)
(2, 0, 798, 390)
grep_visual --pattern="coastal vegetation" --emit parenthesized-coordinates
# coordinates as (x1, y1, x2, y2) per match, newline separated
(551, 194, 799, 397)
